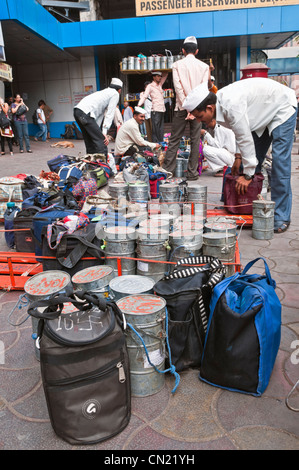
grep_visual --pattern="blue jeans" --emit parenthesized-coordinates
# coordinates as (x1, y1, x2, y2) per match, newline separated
(253, 109, 297, 229)
(36, 123, 47, 141)
(14, 120, 31, 151)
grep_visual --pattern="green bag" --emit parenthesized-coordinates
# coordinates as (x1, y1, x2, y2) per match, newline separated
(89, 167, 108, 189)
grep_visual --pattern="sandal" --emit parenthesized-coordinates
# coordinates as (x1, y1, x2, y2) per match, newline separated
(274, 222, 290, 234)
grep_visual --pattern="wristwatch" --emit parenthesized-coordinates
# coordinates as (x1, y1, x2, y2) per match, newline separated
(243, 174, 253, 181)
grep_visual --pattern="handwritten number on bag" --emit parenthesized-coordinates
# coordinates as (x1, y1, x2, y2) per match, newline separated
(56, 313, 103, 332)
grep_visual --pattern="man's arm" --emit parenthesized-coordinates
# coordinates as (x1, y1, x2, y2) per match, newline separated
(160, 72, 168, 86)
(102, 93, 120, 141)
(131, 123, 158, 150)
(202, 129, 220, 148)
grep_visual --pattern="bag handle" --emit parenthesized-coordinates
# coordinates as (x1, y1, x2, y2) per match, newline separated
(209, 272, 241, 316)
(209, 261, 275, 319)
(56, 229, 105, 268)
(241, 257, 274, 287)
(28, 291, 126, 330)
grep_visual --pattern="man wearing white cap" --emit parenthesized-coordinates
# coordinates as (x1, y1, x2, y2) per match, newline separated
(114, 106, 160, 157)
(183, 78, 297, 233)
(162, 36, 211, 180)
(74, 78, 123, 156)
(138, 71, 168, 143)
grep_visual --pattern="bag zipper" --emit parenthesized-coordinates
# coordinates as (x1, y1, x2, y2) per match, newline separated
(46, 357, 126, 388)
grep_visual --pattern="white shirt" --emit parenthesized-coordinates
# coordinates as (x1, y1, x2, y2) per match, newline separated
(37, 108, 45, 125)
(216, 77, 297, 175)
(123, 106, 133, 122)
(139, 92, 152, 119)
(172, 54, 209, 111)
(115, 117, 156, 155)
(75, 88, 120, 135)
(204, 124, 236, 155)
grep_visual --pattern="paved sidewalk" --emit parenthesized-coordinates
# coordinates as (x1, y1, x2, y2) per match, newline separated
(0, 136, 298, 450)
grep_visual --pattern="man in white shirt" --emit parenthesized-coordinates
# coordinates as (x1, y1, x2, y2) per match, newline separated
(139, 81, 152, 141)
(114, 107, 160, 156)
(123, 101, 133, 122)
(201, 120, 235, 175)
(34, 100, 48, 142)
(74, 78, 122, 156)
(183, 78, 298, 233)
(162, 36, 211, 181)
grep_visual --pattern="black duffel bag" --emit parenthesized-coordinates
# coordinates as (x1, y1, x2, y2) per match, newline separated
(14, 207, 41, 252)
(41, 222, 105, 276)
(154, 256, 226, 372)
(28, 292, 131, 445)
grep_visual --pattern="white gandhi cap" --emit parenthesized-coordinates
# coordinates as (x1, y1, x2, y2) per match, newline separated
(183, 36, 198, 45)
(111, 77, 123, 87)
(134, 106, 146, 114)
(183, 82, 210, 113)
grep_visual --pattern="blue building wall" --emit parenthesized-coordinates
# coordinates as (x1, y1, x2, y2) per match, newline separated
(1, 0, 298, 138)
(1, 0, 298, 50)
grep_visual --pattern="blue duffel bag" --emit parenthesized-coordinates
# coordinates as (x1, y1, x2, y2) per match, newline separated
(32, 206, 77, 256)
(57, 164, 83, 188)
(47, 154, 75, 172)
(199, 257, 281, 396)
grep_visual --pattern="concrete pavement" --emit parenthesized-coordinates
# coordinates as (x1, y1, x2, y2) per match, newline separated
(0, 135, 298, 451)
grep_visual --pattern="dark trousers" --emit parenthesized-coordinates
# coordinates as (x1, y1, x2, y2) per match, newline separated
(151, 111, 164, 143)
(1, 135, 13, 153)
(74, 108, 107, 156)
(252, 110, 296, 229)
(145, 118, 152, 142)
(163, 109, 202, 178)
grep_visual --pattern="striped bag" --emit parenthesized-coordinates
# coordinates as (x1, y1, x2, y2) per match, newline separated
(154, 256, 226, 372)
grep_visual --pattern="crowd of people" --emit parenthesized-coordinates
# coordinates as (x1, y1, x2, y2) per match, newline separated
(74, 34, 297, 235)
(0, 34, 297, 235)
(0, 94, 53, 156)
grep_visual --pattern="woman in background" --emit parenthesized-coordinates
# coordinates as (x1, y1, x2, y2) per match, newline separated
(11, 93, 32, 153)
(0, 98, 14, 156)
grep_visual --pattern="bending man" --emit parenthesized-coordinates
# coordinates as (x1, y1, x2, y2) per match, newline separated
(74, 78, 123, 156)
(183, 78, 297, 233)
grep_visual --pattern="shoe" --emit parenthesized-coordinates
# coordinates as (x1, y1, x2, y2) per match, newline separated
(27, 150, 32, 153)
(274, 222, 290, 234)
(20, 150, 24, 153)
(1, 152, 5, 155)
(202, 165, 209, 171)
(10, 152, 13, 156)
(34, 138, 38, 142)
(187, 176, 199, 181)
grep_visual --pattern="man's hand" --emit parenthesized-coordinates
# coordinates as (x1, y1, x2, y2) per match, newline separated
(155, 144, 161, 150)
(103, 134, 109, 146)
(185, 113, 195, 121)
(235, 175, 252, 195)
